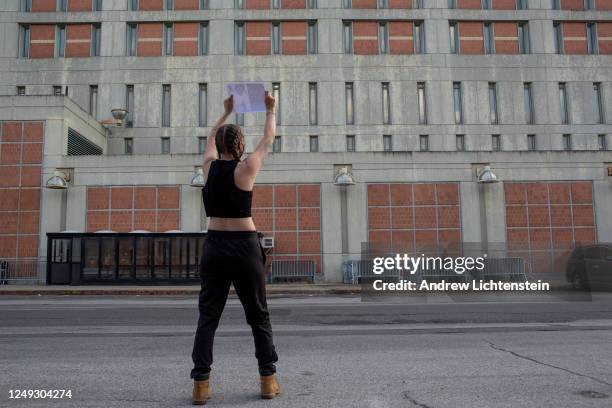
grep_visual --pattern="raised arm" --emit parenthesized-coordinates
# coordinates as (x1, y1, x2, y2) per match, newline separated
(243, 91, 276, 175)
(203, 95, 233, 167)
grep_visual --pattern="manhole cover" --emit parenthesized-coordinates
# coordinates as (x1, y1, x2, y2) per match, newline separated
(578, 390, 609, 399)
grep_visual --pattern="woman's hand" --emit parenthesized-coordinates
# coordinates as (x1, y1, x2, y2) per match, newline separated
(264, 91, 275, 113)
(224, 95, 234, 116)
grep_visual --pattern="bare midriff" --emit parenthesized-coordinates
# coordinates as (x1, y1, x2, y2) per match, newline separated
(207, 217, 256, 232)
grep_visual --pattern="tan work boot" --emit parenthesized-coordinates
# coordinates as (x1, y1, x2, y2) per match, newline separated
(260, 374, 281, 399)
(192, 379, 210, 405)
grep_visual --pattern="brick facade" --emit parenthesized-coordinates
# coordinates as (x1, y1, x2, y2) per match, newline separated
(137, 23, 163, 57)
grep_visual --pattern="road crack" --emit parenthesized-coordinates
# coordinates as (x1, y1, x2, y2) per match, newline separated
(487, 341, 612, 388)
(401, 390, 434, 408)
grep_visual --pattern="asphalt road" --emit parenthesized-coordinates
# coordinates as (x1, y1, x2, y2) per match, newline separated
(1, 293, 612, 407)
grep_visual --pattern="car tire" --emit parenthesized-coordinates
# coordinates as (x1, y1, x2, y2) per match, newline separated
(572, 272, 589, 291)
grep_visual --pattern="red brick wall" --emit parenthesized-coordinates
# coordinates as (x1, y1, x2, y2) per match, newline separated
(0, 121, 45, 261)
(598, 22, 612, 55)
(494, 22, 519, 54)
(175, 0, 200, 9)
(560, 0, 584, 10)
(505, 182, 596, 273)
(31, 0, 56, 12)
(86, 186, 180, 232)
(367, 183, 462, 252)
(389, 0, 412, 8)
(353, 21, 379, 55)
(352, 0, 377, 8)
(246, 22, 271, 55)
(139, 0, 163, 10)
(457, 0, 481, 8)
(173, 22, 199, 56)
(68, 0, 92, 11)
(282, 0, 306, 8)
(66, 24, 92, 58)
(251, 184, 322, 274)
(492, 0, 516, 9)
(281, 21, 307, 55)
(245, 0, 269, 9)
(29, 25, 55, 59)
(563, 22, 588, 55)
(137, 23, 163, 57)
(389, 21, 414, 54)
(459, 21, 484, 54)
(597, 0, 612, 10)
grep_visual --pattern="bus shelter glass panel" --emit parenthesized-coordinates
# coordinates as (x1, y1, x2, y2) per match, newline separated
(100, 238, 116, 280)
(154, 238, 171, 281)
(117, 238, 133, 280)
(135, 237, 152, 281)
(82, 238, 100, 281)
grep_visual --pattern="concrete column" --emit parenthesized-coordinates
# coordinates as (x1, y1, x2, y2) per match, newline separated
(321, 182, 342, 282)
(593, 179, 612, 242)
(460, 181, 481, 244)
(65, 186, 87, 232)
(180, 184, 201, 232)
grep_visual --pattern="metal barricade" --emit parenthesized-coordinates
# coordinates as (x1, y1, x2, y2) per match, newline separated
(342, 260, 400, 284)
(481, 257, 527, 281)
(268, 260, 316, 283)
(0, 259, 45, 284)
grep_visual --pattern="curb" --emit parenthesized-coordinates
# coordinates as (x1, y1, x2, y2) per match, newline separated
(0, 287, 362, 296)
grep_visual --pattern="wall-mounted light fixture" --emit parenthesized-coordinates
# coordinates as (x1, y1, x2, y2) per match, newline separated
(476, 165, 499, 184)
(333, 166, 355, 186)
(45, 170, 71, 189)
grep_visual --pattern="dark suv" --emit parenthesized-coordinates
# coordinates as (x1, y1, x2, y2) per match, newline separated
(566, 244, 612, 290)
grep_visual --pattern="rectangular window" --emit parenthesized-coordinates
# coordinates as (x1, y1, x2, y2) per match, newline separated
(598, 134, 607, 150)
(594, 83, 604, 124)
(57, 0, 67, 12)
(492, 134, 501, 151)
(235, 112, 244, 125)
(19, 24, 30, 58)
(448, 0, 456, 7)
(273, 136, 282, 153)
(559, 82, 569, 124)
(585, 0, 595, 10)
(53, 85, 65, 96)
(161, 137, 171, 154)
(413, 0, 423, 8)
(127, 23, 138, 56)
(309, 135, 319, 152)
(562, 134, 572, 151)
(554, 22, 563, 54)
(235, 0, 244, 9)
(199, 23, 208, 55)
(94, 0, 102, 10)
(272, 0, 280, 8)
(343, 22, 353, 54)
(379, 22, 389, 54)
(414, 21, 424, 54)
(17, 86, 26, 96)
(383, 135, 392, 152)
(527, 134, 536, 151)
(518, 22, 530, 54)
(517, 0, 527, 9)
(272, 82, 281, 125)
(417, 82, 427, 124)
(309, 82, 317, 125)
(126, 85, 134, 127)
(552, 0, 560, 9)
(482, 0, 491, 9)
(163, 23, 173, 56)
(587, 23, 598, 55)
(346, 82, 354, 125)
(449, 22, 459, 54)
(165, 0, 174, 10)
(419, 135, 429, 151)
(199, 83, 207, 127)
(198, 137, 207, 154)
(235, 22, 245, 55)
(125, 138, 133, 155)
(484, 23, 494, 55)
(308, 21, 318, 54)
(382, 82, 391, 125)
(128, 0, 138, 10)
(272, 22, 281, 55)
(523, 82, 534, 124)
(56, 24, 66, 57)
(89, 85, 98, 117)
(92, 24, 101, 56)
(162, 84, 171, 128)
(21, 0, 32, 12)
(343, 0, 351, 7)
(488, 82, 498, 125)
(307, 0, 317, 8)
(346, 135, 355, 152)
(453, 82, 462, 124)
(200, 0, 208, 9)
(456, 134, 465, 151)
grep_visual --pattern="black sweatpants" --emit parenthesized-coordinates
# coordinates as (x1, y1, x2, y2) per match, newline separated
(191, 230, 278, 381)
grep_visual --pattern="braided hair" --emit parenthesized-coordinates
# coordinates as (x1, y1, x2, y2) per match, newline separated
(215, 124, 244, 161)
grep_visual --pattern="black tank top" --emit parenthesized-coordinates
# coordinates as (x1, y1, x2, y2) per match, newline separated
(202, 159, 253, 218)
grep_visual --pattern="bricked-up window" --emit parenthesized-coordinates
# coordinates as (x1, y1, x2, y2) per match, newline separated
(125, 138, 134, 155)
(559, 82, 569, 124)
(199, 83, 207, 127)
(309, 83, 317, 125)
(273, 136, 282, 152)
(17, 86, 26, 96)
(273, 82, 281, 125)
(21, 0, 32, 12)
(161, 137, 171, 154)
(456, 134, 465, 151)
(453, 82, 462, 124)
(58, 0, 67, 12)
(382, 82, 391, 125)
(235, 22, 245, 55)
(563, 134, 572, 151)
(598, 134, 607, 150)
(523, 82, 534, 124)
(346, 135, 355, 152)
(127, 24, 138, 56)
(449, 22, 459, 53)
(92, 24, 101, 56)
(199, 23, 209, 55)
(128, 0, 138, 10)
(417, 82, 427, 124)
(307, 21, 318, 54)
(309, 135, 319, 152)
(89, 85, 98, 117)
(162, 84, 171, 127)
(19, 25, 30, 58)
(554, 22, 563, 54)
(527, 134, 536, 151)
(343, 22, 353, 54)
(383, 135, 392, 151)
(198, 137, 207, 153)
(272, 23, 281, 54)
(594, 83, 604, 124)
(126, 85, 134, 127)
(484, 23, 494, 54)
(345, 82, 354, 125)
(55, 25, 66, 57)
(379, 22, 389, 54)
(587, 23, 598, 54)
(420, 134, 429, 151)
(488, 82, 498, 124)
(492, 134, 501, 151)
(94, 0, 102, 10)
(518, 22, 529, 54)
(163, 23, 173, 56)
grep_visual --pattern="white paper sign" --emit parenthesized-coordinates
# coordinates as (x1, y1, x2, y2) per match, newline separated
(225, 82, 267, 113)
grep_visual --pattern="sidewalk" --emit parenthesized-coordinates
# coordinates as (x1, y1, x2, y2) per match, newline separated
(0, 283, 361, 296)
